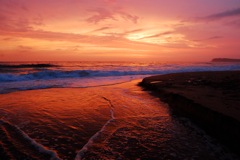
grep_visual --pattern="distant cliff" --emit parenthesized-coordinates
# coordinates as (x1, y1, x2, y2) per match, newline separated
(212, 58, 240, 62)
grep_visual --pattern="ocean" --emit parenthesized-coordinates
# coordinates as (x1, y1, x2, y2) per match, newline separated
(0, 61, 240, 159)
(1, 61, 240, 94)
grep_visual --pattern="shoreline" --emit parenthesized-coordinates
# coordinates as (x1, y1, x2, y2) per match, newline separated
(1, 77, 239, 159)
(140, 70, 240, 154)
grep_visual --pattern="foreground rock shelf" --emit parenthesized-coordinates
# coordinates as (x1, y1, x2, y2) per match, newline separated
(140, 71, 240, 154)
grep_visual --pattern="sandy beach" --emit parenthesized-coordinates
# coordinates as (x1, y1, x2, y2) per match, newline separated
(1, 80, 239, 159)
(140, 70, 240, 154)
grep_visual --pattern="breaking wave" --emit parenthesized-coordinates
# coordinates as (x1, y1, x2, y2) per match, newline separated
(0, 63, 57, 69)
(0, 119, 61, 160)
(1, 64, 240, 82)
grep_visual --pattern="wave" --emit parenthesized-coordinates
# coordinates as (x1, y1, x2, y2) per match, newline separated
(0, 70, 91, 82)
(1, 64, 240, 82)
(0, 119, 61, 160)
(0, 63, 57, 69)
(75, 96, 116, 160)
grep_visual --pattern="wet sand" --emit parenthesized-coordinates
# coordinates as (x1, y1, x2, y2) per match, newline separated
(140, 70, 240, 154)
(0, 80, 239, 159)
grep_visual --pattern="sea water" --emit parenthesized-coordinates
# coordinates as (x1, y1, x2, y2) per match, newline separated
(0, 61, 240, 159)
(0, 61, 240, 93)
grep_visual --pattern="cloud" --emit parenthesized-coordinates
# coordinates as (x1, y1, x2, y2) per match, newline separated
(118, 11, 139, 24)
(0, 15, 43, 32)
(225, 19, 240, 28)
(2, 37, 12, 41)
(203, 8, 240, 20)
(91, 27, 112, 32)
(86, 7, 138, 24)
(0, 0, 28, 12)
(0, 0, 43, 32)
(139, 31, 173, 40)
(0, 16, 31, 32)
(102, 0, 117, 4)
(0, 27, 168, 53)
(124, 29, 143, 34)
(103, 28, 143, 37)
(90, 27, 142, 38)
(86, 8, 116, 24)
(207, 36, 223, 40)
(0, 29, 133, 47)
(193, 36, 223, 42)
(18, 45, 33, 50)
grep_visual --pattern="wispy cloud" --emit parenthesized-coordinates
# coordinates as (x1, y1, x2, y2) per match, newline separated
(207, 36, 223, 40)
(0, 16, 32, 32)
(118, 11, 139, 24)
(0, 28, 158, 50)
(139, 31, 173, 40)
(124, 29, 143, 35)
(86, 7, 138, 24)
(0, 0, 43, 32)
(102, 0, 117, 4)
(103, 28, 143, 37)
(203, 8, 240, 20)
(225, 19, 240, 28)
(86, 8, 115, 24)
(0, 0, 28, 12)
(18, 45, 33, 50)
(91, 27, 112, 32)
(193, 36, 223, 42)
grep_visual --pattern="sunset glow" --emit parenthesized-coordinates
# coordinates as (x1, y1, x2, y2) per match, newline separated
(0, 0, 240, 61)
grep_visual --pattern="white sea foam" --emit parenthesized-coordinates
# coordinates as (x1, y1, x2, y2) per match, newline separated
(0, 119, 62, 160)
(75, 97, 115, 160)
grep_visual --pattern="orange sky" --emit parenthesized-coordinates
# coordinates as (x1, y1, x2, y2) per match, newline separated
(0, 0, 240, 61)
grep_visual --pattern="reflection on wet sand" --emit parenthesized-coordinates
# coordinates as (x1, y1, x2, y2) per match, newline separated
(0, 80, 238, 159)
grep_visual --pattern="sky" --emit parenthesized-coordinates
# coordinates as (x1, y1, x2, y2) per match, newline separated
(0, 0, 240, 62)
